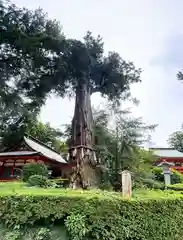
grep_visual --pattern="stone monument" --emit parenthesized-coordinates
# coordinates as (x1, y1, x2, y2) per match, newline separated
(121, 170, 132, 199)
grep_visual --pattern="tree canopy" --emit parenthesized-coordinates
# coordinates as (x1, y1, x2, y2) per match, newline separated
(1, 0, 64, 108)
(0, 115, 67, 152)
(1, 1, 145, 188)
(1, 1, 141, 107)
(93, 107, 156, 182)
(168, 127, 183, 152)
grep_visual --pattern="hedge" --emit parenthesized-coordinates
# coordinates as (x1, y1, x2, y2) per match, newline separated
(0, 225, 68, 240)
(1, 193, 183, 239)
(168, 183, 183, 191)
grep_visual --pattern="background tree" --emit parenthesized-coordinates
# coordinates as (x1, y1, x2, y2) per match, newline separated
(0, 93, 67, 154)
(0, 112, 68, 155)
(0, 0, 65, 109)
(27, 121, 69, 156)
(0, 95, 37, 149)
(89, 107, 156, 189)
(58, 105, 156, 189)
(167, 127, 183, 152)
(27, 122, 62, 146)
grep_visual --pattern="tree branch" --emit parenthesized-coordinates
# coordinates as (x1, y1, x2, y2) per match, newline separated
(91, 76, 106, 94)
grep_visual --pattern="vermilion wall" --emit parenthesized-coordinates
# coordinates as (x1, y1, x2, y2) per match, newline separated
(157, 157, 183, 174)
(0, 154, 71, 180)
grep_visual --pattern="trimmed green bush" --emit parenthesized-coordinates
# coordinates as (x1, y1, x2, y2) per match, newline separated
(152, 167, 164, 182)
(133, 175, 164, 190)
(99, 181, 113, 191)
(34, 228, 52, 240)
(0, 225, 69, 240)
(0, 192, 183, 239)
(171, 169, 183, 184)
(168, 183, 183, 191)
(27, 175, 49, 188)
(23, 163, 48, 182)
(141, 178, 164, 189)
(4, 230, 21, 240)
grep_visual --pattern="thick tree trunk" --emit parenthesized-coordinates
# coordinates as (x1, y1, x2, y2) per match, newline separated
(69, 82, 98, 188)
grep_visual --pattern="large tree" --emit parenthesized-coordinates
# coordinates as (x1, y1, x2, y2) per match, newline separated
(167, 128, 183, 152)
(93, 107, 156, 186)
(1, 1, 141, 188)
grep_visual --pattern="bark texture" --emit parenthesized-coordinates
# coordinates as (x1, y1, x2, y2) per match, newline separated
(69, 82, 99, 188)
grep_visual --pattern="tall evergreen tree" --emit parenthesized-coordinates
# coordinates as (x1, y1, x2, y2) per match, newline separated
(93, 107, 156, 186)
(1, 1, 142, 187)
(168, 127, 183, 152)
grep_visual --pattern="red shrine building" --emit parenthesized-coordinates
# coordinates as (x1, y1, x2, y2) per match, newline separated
(0, 135, 71, 181)
(150, 147, 183, 174)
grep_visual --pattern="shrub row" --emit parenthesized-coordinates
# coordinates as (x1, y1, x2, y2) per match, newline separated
(168, 183, 183, 191)
(1, 193, 183, 239)
(0, 225, 68, 240)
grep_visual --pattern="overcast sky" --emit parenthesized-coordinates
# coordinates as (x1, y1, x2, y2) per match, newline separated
(13, 0, 183, 147)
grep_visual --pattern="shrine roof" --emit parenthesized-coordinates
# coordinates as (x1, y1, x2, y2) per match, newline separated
(0, 136, 67, 164)
(0, 151, 37, 156)
(24, 136, 66, 164)
(149, 148, 183, 158)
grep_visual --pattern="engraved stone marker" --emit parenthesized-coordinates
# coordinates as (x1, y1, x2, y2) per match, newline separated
(121, 170, 132, 199)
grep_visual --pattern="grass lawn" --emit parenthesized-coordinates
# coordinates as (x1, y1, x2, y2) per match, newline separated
(0, 181, 182, 200)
